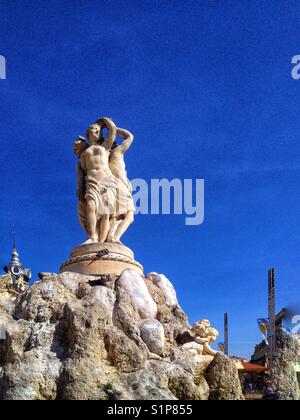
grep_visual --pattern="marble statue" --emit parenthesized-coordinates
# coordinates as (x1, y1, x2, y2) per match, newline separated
(74, 117, 135, 245)
(181, 319, 219, 357)
(64, 117, 142, 277)
(82, 117, 117, 243)
(106, 127, 135, 243)
(73, 136, 89, 234)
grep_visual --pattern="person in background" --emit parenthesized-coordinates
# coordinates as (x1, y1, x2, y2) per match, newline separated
(262, 381, 278, 400)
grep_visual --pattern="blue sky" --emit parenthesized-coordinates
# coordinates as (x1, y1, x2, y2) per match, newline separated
(0, 0, 300, 358)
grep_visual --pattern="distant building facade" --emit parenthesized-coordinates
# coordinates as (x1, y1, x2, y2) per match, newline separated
(251, 309, 286, 366)
(251, 309, 300, 386)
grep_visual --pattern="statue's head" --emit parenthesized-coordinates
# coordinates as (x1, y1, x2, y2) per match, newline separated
(192, 319, 211, 337)
(207, 327, 219, 343)
(86, 123, 102, 145)
(74, 137, 88, 158)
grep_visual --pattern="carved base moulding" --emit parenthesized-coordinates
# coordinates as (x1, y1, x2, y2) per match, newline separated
(60, 242, 144, 276)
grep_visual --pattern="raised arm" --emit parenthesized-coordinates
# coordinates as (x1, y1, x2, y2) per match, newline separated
(117, 127, 134, 153)
(97, 117, 117, 150)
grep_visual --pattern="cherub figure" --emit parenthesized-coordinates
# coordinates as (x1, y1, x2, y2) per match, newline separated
(181, 319, 219, 357)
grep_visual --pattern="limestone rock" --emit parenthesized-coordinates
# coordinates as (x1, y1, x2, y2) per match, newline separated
(161, 348, 210, 400)
(58, 272, 83, 294)
(57, 299, 111, 400)
(168, 365, 209, 400)
(14, 277, 73, 323)
(87, 286, 116, 320)
(0, 268, 242, 400)
(0, 275, 18, 313)
(144, 276, 190, 348)
(105, 327, 147, 373)
(147, 273, 178, 307)
(205, 352, 244, 400)
(38, 272, 58, 281)
(116, 269, 157, 319)
(120, 361, 176, 400)
(0, 309, 61, 400)
(272, 331, 300, 400)
(113, 269, 158, 346)
(140, 319, 165, 356)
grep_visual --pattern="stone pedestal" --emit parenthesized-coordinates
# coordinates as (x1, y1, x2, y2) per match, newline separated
(60, 242, 143, 276)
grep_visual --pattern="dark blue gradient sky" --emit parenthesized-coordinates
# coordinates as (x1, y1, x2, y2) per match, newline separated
(0, 0, 300, 358)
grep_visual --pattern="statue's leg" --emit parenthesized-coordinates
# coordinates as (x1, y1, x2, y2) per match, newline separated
(107, 217, 120, 242)
(99, 214, 110, 243)
(86, 200, 98, 242)
(114, 210, 134, 243)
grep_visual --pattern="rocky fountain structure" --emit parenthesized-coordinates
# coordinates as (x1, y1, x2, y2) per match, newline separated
(0, 117, 243, 400)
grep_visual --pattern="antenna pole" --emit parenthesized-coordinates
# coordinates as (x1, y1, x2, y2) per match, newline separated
(224, 313, 229, 356)
(12, 225, 16, 249)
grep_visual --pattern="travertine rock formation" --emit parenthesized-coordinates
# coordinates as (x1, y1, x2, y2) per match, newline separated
(205, 352, 244, 400)
(0, 275, 19, 313)
(272, 331, 300, 400)
(0, 270, 242, 400)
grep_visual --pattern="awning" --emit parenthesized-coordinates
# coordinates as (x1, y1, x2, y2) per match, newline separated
(235, 360, 267, 373)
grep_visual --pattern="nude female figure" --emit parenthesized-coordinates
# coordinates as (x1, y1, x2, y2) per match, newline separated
(106, 127, 135, 243)
(79, 117, 117, 243)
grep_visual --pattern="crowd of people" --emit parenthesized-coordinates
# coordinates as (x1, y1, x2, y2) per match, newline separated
(243, 376, 279, 400)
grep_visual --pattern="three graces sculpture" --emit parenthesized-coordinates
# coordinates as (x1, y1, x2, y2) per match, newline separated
(74, 117, 135, 244)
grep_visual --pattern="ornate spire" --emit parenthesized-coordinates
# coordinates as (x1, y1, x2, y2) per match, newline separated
(3, 227, 31, 291)
(10, 247, 21, 268)
(8, 226, 22, 269)
(12, 224, 16, 249)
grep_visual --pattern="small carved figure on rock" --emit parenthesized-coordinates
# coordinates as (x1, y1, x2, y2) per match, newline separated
(181, 319, 219, 357)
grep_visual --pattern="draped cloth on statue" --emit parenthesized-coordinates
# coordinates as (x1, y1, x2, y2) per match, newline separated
(76, 162, 88, 233)
(109, 160, 135, 218)
(78, 200, 87, 233)
(85, 175, 116, 216)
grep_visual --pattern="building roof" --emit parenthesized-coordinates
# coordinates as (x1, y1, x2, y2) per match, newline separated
(235, 359, 267, 373)
(276, 308, 286, 323)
